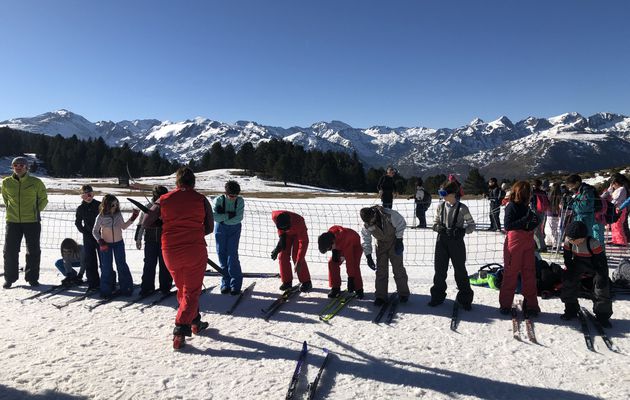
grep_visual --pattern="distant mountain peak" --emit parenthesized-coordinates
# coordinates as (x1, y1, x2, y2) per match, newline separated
(470, 117, 484, 125)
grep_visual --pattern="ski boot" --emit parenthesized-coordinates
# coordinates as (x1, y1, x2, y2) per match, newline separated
(191, 315, 209, 335)
(173, 324, 192, 350)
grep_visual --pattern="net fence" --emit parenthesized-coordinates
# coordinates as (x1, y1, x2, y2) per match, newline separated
(0, 197, 511, 269)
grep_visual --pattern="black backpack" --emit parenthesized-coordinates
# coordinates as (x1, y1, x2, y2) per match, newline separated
(419, 189, 432, 210)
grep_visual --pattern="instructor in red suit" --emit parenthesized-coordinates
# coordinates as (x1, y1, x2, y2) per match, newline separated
(318, 225, 364, 299)
(270, 210, 312, 292)
(144, 167, 214, 350)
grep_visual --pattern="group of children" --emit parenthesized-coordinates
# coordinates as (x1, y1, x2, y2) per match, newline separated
(55, 173, 619, 329)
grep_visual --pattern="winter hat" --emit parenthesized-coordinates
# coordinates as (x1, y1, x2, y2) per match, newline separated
(565, 221, 588, 240)
(12, 156, 28, 165)
(275, 212, 291, 230)
(443, 181, 459, 195)
(318, 232, 335, 253)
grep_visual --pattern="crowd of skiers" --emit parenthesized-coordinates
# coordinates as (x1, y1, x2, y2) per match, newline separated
(2, 156, 629, 346)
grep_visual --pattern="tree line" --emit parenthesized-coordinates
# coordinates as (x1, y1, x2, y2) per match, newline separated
(1, 127, 492, 194)
(0, 127, 177, 178)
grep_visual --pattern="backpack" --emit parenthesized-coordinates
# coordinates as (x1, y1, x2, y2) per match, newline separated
(418, 189, 432, 210)
(611, 258, 630, 289)
(469, 263, 504, 289)
(534, 191, 550, 214)
(597, 197, 621, 224)
(536, 259, 563, 298)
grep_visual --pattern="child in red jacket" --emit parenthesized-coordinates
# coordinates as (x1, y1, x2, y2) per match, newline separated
(318, 226, 364, 299)
(270, 211, 312, 292)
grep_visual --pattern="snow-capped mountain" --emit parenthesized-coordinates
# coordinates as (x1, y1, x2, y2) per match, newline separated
(2, 109, 630, 179)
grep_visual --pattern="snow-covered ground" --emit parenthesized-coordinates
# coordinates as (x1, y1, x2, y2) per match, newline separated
(1, 193, 630, 399)
(1, 246, 629, 400)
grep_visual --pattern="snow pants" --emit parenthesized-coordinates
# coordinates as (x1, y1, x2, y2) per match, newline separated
(561, 258, 612, 319)
(415, 204, 427, 228)
(328, 244, 363, 290)
(141, 239, 172, 294)
(499, 230, 539, 312)
(278, 233, 311, 284)
(489, 202, 501, 231)
(430, 235, 473, 306)
(533, 212, 547, 251)
(163, 244, 207, 326)
(374, 238, 409, 301)
(82, 235, 101, 289)
(544, 215, 560, 248)
(3, 222, 41, 284)
(611, 209, 628, 245)
(215, 222, 243, 291)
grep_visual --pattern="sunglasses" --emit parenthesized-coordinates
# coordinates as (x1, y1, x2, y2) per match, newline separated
(12, 163, 26, 167)
(226, 193, 238, 198)
(82, 192, 94, 197)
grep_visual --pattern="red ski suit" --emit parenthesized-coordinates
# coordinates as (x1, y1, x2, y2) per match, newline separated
(271, 210, 311, 284)
(499, 229, 539, 311)
(159, 187, 213, 325)
(327, 226, 363, 290)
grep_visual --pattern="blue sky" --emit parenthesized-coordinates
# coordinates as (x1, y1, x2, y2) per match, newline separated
(1, 0, 629, 129)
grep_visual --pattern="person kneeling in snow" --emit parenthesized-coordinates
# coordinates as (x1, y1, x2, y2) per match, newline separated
(270, 210, 312, 292)
(54, 238, 85, 286)
(318, 226, 364, 299)
(560, 221, 613, 327)
(360, 205, 410, 306)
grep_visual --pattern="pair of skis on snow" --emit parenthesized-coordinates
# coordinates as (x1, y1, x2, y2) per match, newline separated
(511, 299, 537, 343)
(373, 293, 400, 324)
(286, 341, 331, 400)
(261, 284, 302, 320)
(576, 307, 618, 353)
(319, 291, 357, 322)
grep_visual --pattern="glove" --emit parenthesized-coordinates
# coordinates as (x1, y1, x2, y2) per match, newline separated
(98, 239, 109, 252)
(135, 240, 142, 250)
(331, 249, 341, 263)
(227, 211, 236, 220)
(395, 238, 404, 255)
(366, 254, 376, 271)
(271, 248, 280, 260)
(432, 224, 447, 235)
(215, 205, 225, 214)
(130, 209, 139, 221)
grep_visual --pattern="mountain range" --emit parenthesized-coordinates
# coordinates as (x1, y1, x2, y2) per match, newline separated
(2, 109, 630, 179)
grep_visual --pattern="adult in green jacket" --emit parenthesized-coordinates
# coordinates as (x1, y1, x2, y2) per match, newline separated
(1, 157, 48, 288)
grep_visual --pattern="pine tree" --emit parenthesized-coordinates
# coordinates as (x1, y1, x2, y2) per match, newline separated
(463, 168, 486, 195)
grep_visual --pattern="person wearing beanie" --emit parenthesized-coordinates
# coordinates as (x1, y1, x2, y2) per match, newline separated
(499, 181, 540, 316)
(135, 185, 173, 296)
(2, 156, 48, 289)
(318, 226, 364, 299)
(429, 181, 476, 310)
(360, 205, 410, 306)
(213, 180, 245, 295)
(560, 221, 613, 327)
(74, 184, 102, 290)
(270, 210, 312, 292)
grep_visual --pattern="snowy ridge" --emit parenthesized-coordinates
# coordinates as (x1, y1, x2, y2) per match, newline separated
(2, 109, 630, 178)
